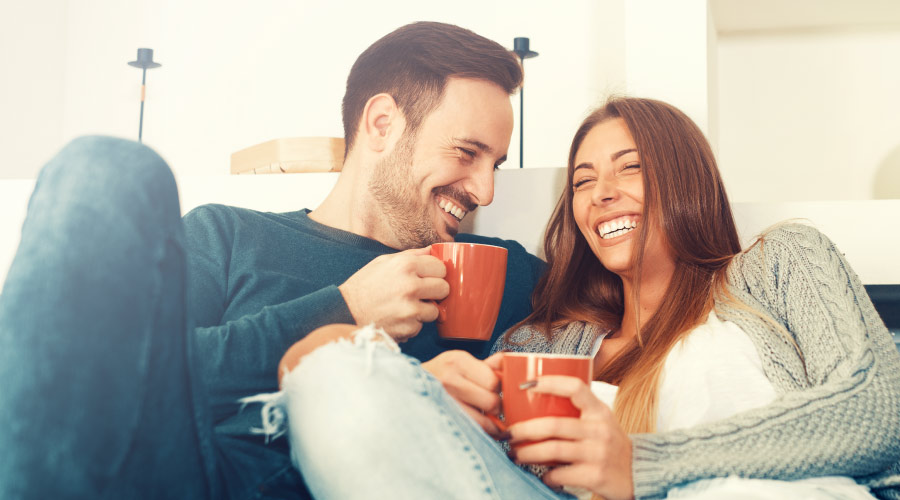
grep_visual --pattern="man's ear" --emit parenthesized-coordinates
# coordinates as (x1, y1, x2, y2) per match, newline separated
(360, 93, 405, 153)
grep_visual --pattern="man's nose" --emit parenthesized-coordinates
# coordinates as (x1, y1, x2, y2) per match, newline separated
(465, 165, 495, 206)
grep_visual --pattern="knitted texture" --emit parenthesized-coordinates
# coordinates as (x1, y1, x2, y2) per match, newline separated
(495, 224, 900, 499)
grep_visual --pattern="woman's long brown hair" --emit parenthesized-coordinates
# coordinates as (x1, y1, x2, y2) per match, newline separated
(518, 97, 742, 433)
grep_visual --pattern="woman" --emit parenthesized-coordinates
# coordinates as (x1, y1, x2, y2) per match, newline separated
(258, 97, 900, 499)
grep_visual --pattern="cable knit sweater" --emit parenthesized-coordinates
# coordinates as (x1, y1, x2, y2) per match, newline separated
(494, 224, 900, 499)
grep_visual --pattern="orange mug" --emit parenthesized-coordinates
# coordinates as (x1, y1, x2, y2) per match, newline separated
(500, 353, 593, 427)
(430, 242, 507, 341)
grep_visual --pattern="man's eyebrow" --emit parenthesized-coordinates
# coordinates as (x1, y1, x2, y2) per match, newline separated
(455, 137, 494, 155)
(611, 148, 638, 161)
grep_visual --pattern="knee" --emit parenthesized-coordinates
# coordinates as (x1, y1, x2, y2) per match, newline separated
(35, 136, 181, 233)
(280, 335, 426, 441)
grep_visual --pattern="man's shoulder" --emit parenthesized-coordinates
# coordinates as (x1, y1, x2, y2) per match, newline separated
(183, 204, 314, 234)
(454, 233, 545, 270)
(183, 203, 308, 224)
(455, 233, 529, 254)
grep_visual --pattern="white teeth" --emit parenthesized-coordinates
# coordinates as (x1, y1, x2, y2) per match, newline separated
(439, 199, 467, 221)
(596, 216, 639, 240)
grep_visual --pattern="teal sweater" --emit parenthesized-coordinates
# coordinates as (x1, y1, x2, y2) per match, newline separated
(496, 224, 900, 499)
(183, 205, 545, 494)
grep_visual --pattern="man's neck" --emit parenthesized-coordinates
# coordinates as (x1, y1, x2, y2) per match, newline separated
(308, 159, 397, 248)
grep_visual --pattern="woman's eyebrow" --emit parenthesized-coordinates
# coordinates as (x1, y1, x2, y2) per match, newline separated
(574, 162, 593, 172)
(611, 148, 638, 161)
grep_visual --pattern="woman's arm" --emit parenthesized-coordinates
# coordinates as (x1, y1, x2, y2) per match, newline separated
(630, 224, 900, 499)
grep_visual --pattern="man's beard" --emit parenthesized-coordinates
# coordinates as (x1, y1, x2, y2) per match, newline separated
(368, 133, 444, 249)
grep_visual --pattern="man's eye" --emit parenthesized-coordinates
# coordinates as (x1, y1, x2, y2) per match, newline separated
(458, 148, 476, 160)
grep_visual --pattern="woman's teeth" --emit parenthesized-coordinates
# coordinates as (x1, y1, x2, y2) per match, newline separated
(598, 217, 638, 240)
(438, 199, 467, 221)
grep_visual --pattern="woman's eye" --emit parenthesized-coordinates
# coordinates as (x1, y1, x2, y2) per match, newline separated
(623, 163, 641, 171)
(573, 178, 594, 189)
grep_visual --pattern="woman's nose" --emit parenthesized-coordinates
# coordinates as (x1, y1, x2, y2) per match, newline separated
(591, 175, 618, 205)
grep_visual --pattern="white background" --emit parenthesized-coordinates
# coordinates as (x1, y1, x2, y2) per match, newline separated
(1, 0, 899, 204)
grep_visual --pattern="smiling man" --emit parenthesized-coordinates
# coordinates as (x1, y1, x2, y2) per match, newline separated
(176, 22, 547, 498)
(0, 22, 547, 500)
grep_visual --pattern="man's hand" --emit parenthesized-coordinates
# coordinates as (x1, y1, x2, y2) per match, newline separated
(423, 351, 505, 438)
(338, 247, 449, 341)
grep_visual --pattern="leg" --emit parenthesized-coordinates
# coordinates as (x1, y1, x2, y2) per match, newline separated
(280, 327, 571, 500)
(0, 137, 216, 498)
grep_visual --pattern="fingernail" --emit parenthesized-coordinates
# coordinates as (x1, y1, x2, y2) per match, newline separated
(519, 379, 538, 390)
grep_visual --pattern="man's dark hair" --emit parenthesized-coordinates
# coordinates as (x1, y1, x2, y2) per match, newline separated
(341, 21, 523, 157)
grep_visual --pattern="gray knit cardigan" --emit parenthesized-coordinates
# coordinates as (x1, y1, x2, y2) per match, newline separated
(494, 224, 900, 499)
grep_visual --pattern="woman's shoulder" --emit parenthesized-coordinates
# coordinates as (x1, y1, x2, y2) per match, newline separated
(492, 321, 604, 356)
(731, 222, 839, 275)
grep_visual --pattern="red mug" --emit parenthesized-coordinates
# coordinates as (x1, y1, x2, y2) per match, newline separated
(430, 242, 507, 341)
(500, 353, 593, 426)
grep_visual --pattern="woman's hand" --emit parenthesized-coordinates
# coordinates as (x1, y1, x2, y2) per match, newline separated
(507, 375, 634, 500)
(423, 351, 505, 438)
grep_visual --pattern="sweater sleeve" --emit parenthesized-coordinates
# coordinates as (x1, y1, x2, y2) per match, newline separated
(183, 206, 355, 411)
(629, 224, 900, 499)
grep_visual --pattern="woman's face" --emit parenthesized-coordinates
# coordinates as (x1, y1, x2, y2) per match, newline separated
(571, 118, 672, 280)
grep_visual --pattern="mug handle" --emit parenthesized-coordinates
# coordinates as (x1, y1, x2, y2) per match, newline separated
(437, 299, 446, 324)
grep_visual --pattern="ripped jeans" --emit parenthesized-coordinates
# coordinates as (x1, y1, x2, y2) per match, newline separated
(248, 326, 572, 500)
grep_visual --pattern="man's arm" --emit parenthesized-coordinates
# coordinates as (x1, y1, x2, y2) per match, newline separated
(184, 206, 357, 413)
(184, 205, 451, 416)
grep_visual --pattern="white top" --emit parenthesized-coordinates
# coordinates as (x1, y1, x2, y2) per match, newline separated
(574, 310, 873, 500)
(589, 310, 777, 431)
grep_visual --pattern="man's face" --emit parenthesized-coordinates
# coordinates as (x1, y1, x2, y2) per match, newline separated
(368, 78, 514, 249)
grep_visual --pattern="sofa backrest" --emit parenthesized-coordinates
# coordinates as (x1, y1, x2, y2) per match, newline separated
(3, 168, 899, 287)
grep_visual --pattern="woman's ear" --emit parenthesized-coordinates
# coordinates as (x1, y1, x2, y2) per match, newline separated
(360, 93, 405, 153)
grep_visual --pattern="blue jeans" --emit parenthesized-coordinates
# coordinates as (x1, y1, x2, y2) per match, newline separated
(0, 137, 218, 498)
(277, 326, 572, 500)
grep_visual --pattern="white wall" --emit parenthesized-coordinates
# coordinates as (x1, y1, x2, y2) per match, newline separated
(716, 29, 900, 202)
(5, 0, 899, 205)
(0, 0, 68, 178)
(1, 0, 625, 180)
(624, 0, 714, 136)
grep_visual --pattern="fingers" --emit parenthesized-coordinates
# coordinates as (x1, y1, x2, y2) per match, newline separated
(483, 352, 504, 371)
(445, 375, 501, 414)
(459, 405, 505, 439)
(413, 253, 447, 278)
(510, 437, 587, 466)
(527, 375, 609, 415)
(437, 354, 501, 413)
(424, 351, 501, 414)
(508, 416, 587, 445)
(540, 448, 636, 500)
(541, 463, 602, 491)
(415, 277, 450, 301)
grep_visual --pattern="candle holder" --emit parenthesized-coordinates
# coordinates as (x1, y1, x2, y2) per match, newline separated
(127, 48, 162, 143)
(513, 37, 538, 168)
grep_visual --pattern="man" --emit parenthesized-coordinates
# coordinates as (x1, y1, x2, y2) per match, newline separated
(0, 22, 544, 499)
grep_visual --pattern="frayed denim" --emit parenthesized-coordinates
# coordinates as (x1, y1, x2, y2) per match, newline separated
(250, 325, 573, 500)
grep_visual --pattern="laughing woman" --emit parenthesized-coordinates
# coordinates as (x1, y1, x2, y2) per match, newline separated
(263, 97, 900, 500)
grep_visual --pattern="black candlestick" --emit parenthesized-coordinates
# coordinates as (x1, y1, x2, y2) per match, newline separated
(127, 48, 162, 143)
(513, 37, 538, 169)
